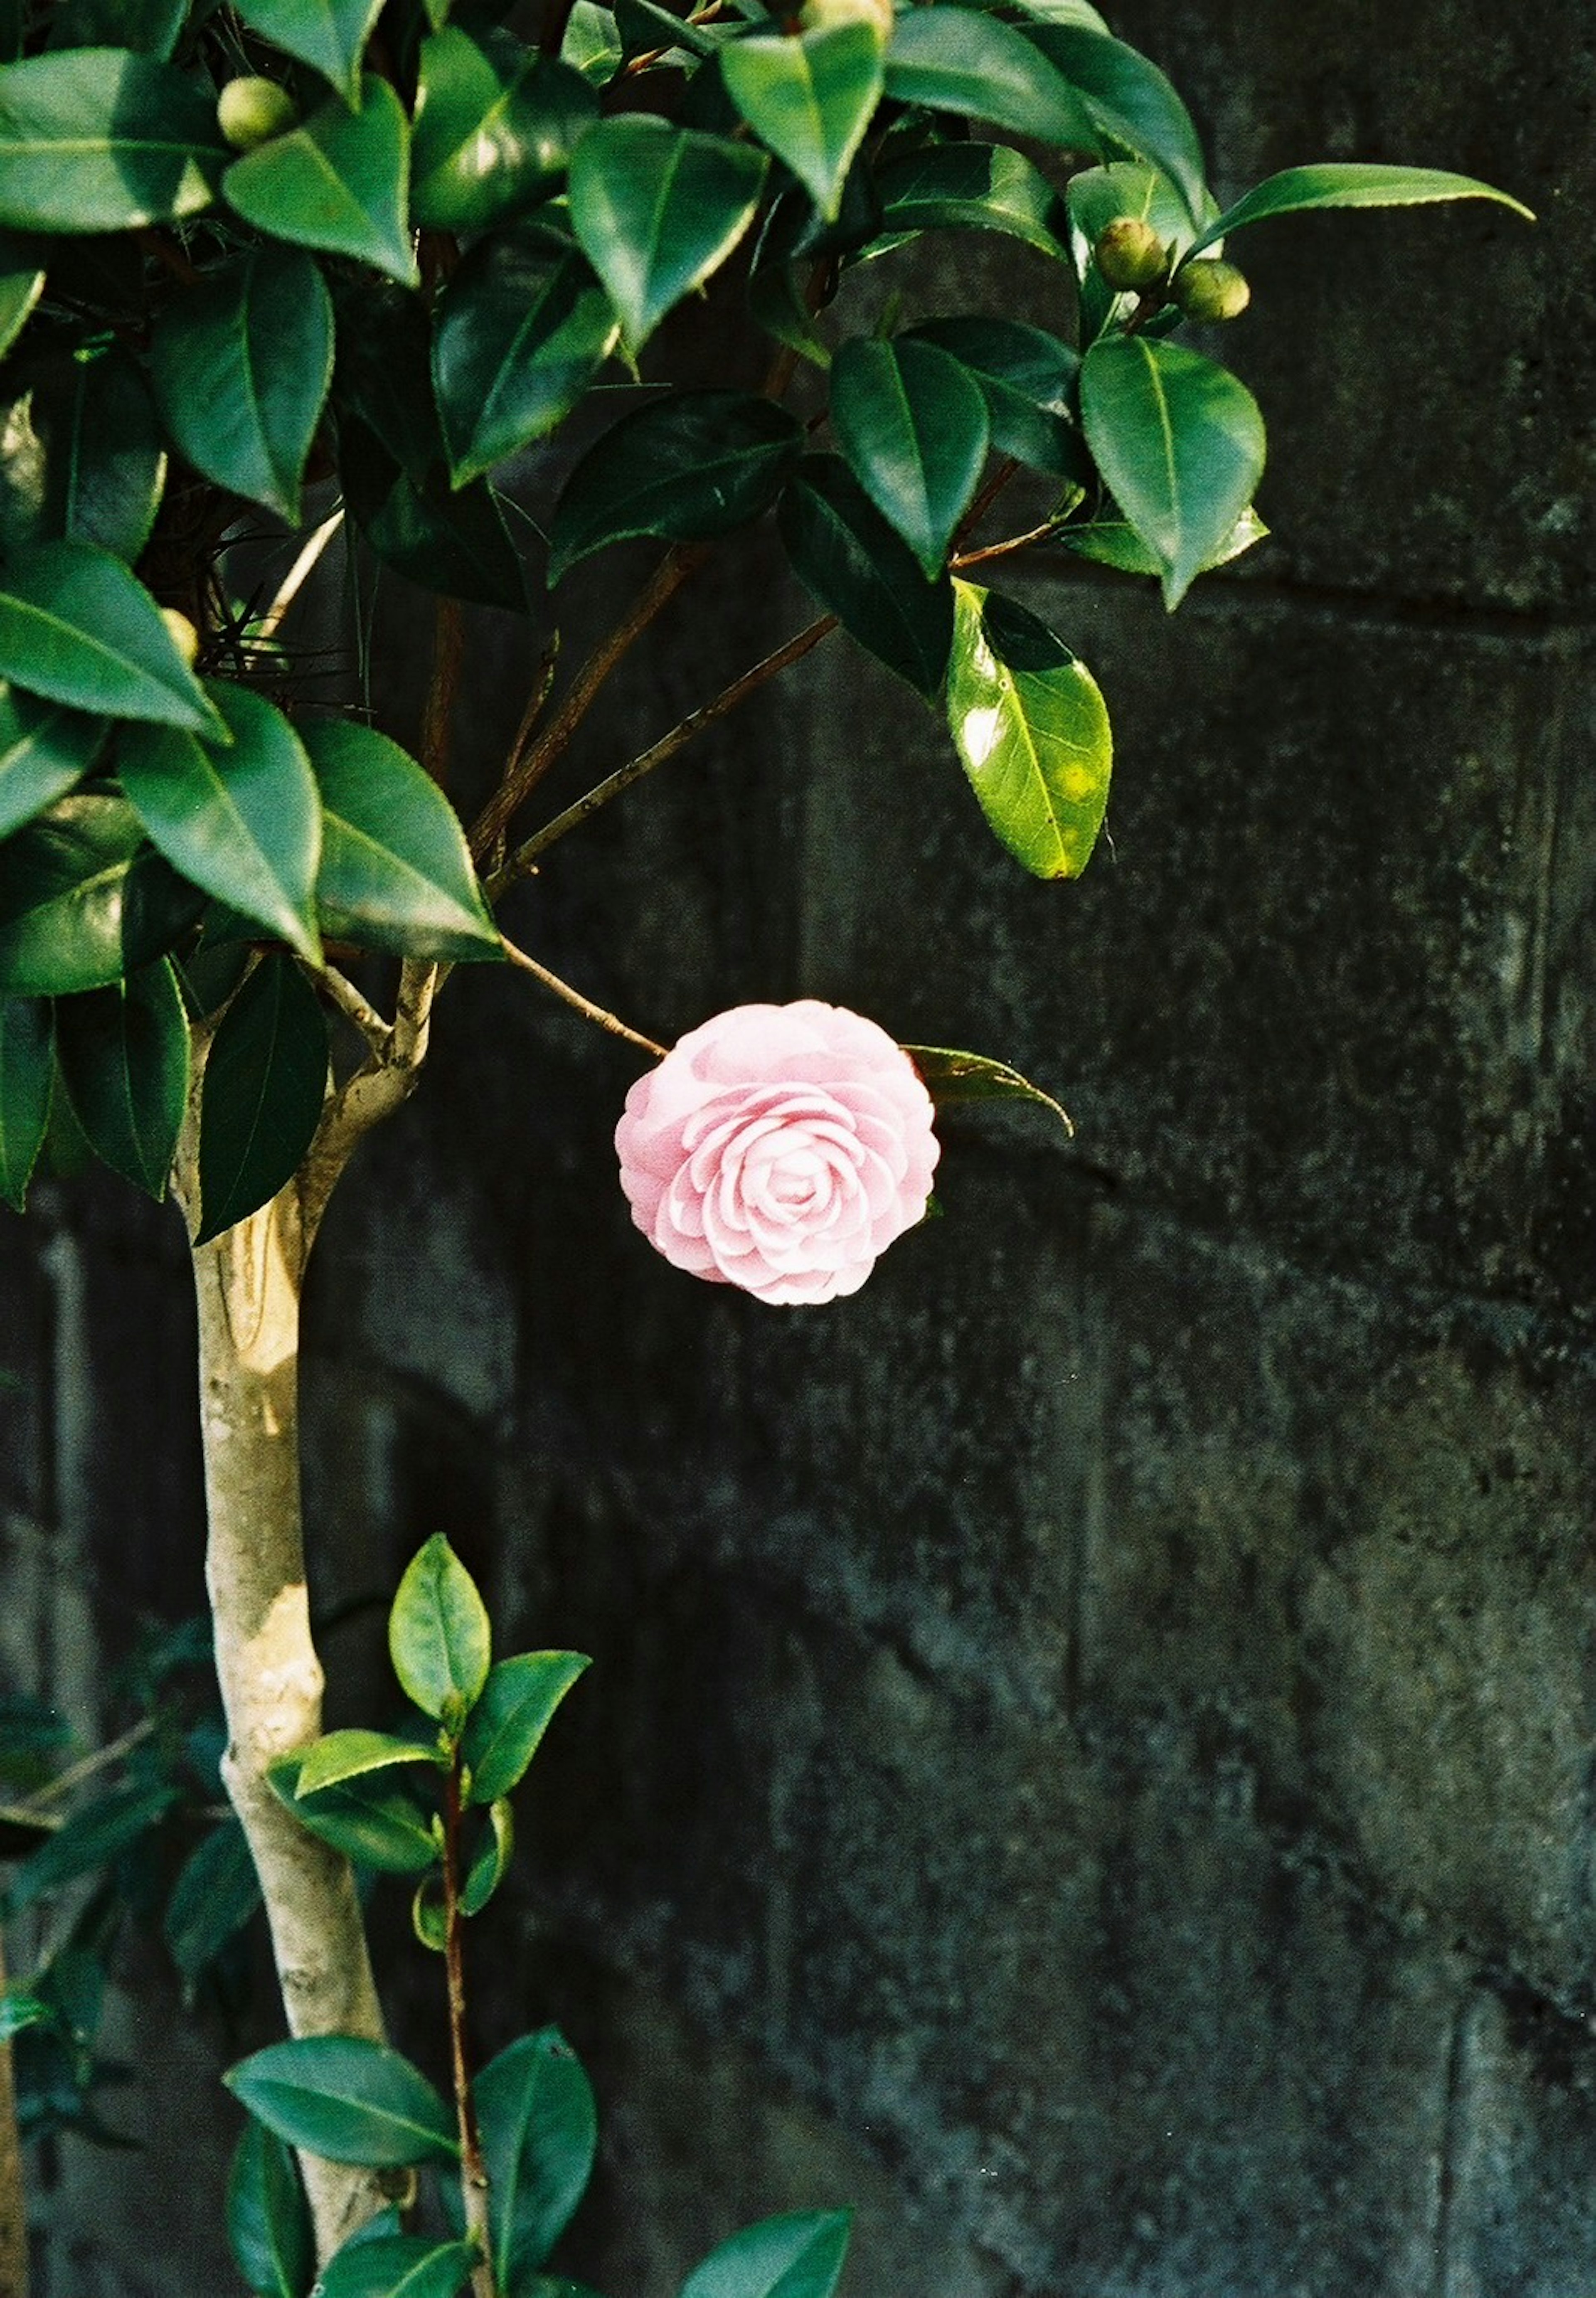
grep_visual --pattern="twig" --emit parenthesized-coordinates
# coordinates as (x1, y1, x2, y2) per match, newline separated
(301, 961, 441, 1242)
(954, 456, 1020, 551)
(420, 597, 466, 792)
(315, 964, 394, 1060)
(25, 1717, 156, 1810)
(497, 937, 666, 1058)
(0, 1804, 61, 1837)
(253, 512, 345, 646)
(441, 1760, 495, 2298)
(953, 518, 1064, 571)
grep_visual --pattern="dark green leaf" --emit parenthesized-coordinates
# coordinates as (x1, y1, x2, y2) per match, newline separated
(679, 2211, 852, 2298)
(47, 0, 187, 56)
(460, 1796, 512, 1916)
(567, 115, 766, 350)
(8, 1779, 178, 1911)
(0, 686, 102, 840)
(562, 0, 621, 84)
(0, 345, 165, 564)
(412, 27, 597, 233)
(55, 956, 190, 1197)
(829, 336, 987, 578)
(0, 49, 226, 231)
(778, 452, 951, 696)
(0, 542, 222, 734)
(388, 1532, 491, 1722)
(225, 79, 417, 287)
(227, 2120, 315, 2298)
(721, 24, 882, 223)
(1059, 502, 1266, 576)
(319, 2235, 476, 2298)
(875, 140, 1069, 261)
(163, 1821, 262, 1993)
(1190, 160, 1534, 254)
(883, 6, 1094, 145)
(0, 232, 42, 359)
(195, 952, 328, 1244)
(224, 2037, 459, 2169)
(150, 249, 334, 522)
(0, 995, 52, 1209)
(119, 681, 323, 962)
(304, 719, 500, 962)
(549, 389, 802, 581)
(1078, 334, 1266, 608)
(0, 792, 160, 993)
(433, 228, 618, 486)
(268, 1754, 440, 1875)
(906, 1044, 1071, 1132)
(236, 0, 384, 103)
(296, 1729, 439, 1799)
(903, 316, 1082, 479)
(1022, 24, 1207, 224)
(462, 1652, 590, 1805)
(342, 419, 527, 611)
(474, 2030, 597, 2286)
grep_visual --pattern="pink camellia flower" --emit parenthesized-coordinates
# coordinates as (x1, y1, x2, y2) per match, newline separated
(615, 1001, 940, 1305)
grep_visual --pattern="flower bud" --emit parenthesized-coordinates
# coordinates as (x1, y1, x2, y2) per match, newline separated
(217, 76, 299, 152)
(797, 0, 893, 34)
(160, 608, 201, 668)
(1093, 217, 1167, 293)
(1172, 257, 1251, 322)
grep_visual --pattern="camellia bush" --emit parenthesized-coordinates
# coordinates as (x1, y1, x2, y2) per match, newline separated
(0, 0, 1528, 2291)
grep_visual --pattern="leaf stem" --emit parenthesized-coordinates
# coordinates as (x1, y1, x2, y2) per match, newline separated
(497, 936, 666, 1059)
(442, 1759, 495, 2298)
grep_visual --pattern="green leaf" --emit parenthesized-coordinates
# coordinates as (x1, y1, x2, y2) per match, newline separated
(268, 1754, 440, 1875)
(946, 580, 1111, 879)
(319, 2235, 477, 2298)
(0, 49, 226, 231)
(235, 0, 384, 103)
(55, 956, 190, 1197)
(474, 2030, 597, 2287)
(875, 140, 1069, 262)
(195, 953, 329, 1244)
(903, 316, 1082, 479)
(225, 79, 417, 287)
(1065, 158, 1199, 344)
(778, 453, 950, 697)
(1022, 25, 1207, 225)
(119, 682, 323, 962)
(1060, 501, 1266, 576)
(829, 336, 988, 578)
(8, 1778, 179, 1911)
(1189, 160, 1534, 255)
(1078, 334, 1266, 608)
(47, 0, 188, 56)
(412, 27, 597, 233)
(0, 686, 102, 840)
(433, 228, 618, 487)
(150, 249, 334, 523)
(0, 232, 42, 359)
(548, 389, 802, 582)
(0, 995, 51, 1209)
(0, 1990, 51, 2042)
(567, 115, 766, 350)
(0, 792, 181, 993)
(227, 2120, 315, 2298)
(722, 25, 882, 223)
(296, 1729, 441, 1799)
(0, 345, 165, 563)
(163, 1820, 262, 1995)
(0, 542, 222, 734)
(304, 720, 500, 962)
(883, 5, 1094, 146)
(341, 421, 528, 613)
(225, 2037, 459, 2169)
(906, 1044, 1072, 1132)
(461, 1652, 590, 1805)
(460, 1796, 512, 1916)
(562, 0, 622, 84)
(679, 2211, 852, 2298)
(388, 1532, 492, 1723)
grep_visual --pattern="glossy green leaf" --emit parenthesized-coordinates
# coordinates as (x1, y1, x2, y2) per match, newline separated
(883, 5, 1094, 145)
(227, 2120, 314, 2298)
(906, 1044, 1071, 1132)
(1022, 24, 1207, 224)
(562, 1, 622, 84)
(0, 687, 102, 840)
(778, 452, 951, 697)
(0, 233, 42, 359)
(319, 2235, 476, 2298)
(946, 580, 1111, 879)
(163, 1820, 262, 1994)
(268, 1754, 440, 1875)
(875, 140, 1069, 262)
(1066, 159, 1197, 342)
(0, 995, 52, 1209)
(8, 1778, 179, 1910)
(195, 953, 329, 1244)
(830, 337, 988, 578)
(462, 1652, 590, 1805)
(55, 956, 190, 1197)
(722, 25, 883, 223)
(412, 26, 597, 232)
(236, 0, 384, 103)
(1060, 502, 1266, 576)
(0, 49, 226, 230)
(0, 542, 221, 733)
(225, 2037, 459, 2169)
(48, 0, 189, 56)
(0, 792, 202, 994)
(225, 79, 417, 287)
(1190, 161, 1534, 255)
(904, 316, 1082, 479)
(567, 115, 766, 350)
(460, 1797, 512, 1916)
(679, 2211, 852, 2298)
(119, 682, 323, 962)
(0, 345, 166, 563)
(474, 2029, 597, 2287)
(304, 719, 500, 962)
(150, 249, 333, 522)
(1078, 333, 1266, 608)
(389, 1532, 491, 1723)
(433, 229, 618, 486)
(342, 420, 527, 610)
(296, 1729, 441, 1799)
(548, 389, 803, 581)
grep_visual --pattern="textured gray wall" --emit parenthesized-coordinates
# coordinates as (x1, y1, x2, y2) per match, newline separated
(2, 0, 1594, 2292)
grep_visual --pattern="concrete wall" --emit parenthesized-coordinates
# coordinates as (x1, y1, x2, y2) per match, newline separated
(3, 0, 1594, 2291)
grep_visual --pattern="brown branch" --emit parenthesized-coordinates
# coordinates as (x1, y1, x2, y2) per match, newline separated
(420, 597, 466, 792)
(952, 518, 1064, 572)
(442, 1762, 495, 2298)
(497, 936, 666, 1058)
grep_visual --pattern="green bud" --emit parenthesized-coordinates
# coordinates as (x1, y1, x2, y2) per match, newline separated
(1173, 257, 1251, 323)
(1093, 217, 1167, 293)
(216, 76, 298, 153)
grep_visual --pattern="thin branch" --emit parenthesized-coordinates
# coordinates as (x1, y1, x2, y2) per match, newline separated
(954, 455, 1021, 550)
(314, 964, 394, 1060)
(420, 597, 466, 791)
(953, 517, 1064, 571)
(24, 1717, 156, 1810)
(253, 512, 345, 646)
(498, 936, 666, 1058)
(441, 1760, 495, 2298)
(302, 960, 441, 1240)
